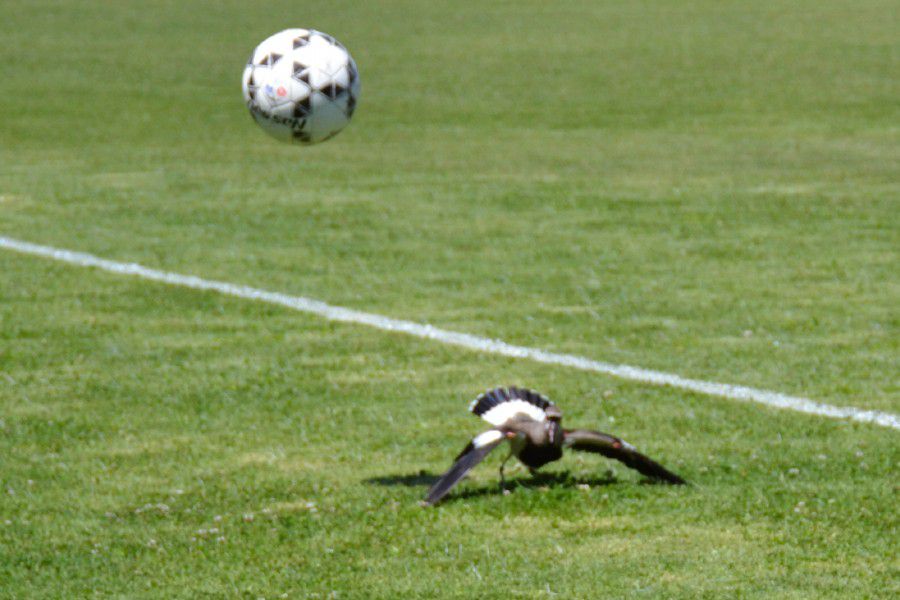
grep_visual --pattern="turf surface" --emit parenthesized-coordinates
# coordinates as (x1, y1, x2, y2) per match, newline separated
(1, 0, 897, 597)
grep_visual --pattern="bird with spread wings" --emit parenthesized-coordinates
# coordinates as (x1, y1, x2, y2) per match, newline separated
(423, 386, 686, 505)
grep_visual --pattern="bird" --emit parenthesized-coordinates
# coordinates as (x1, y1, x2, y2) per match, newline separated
(423, 386, 686, 505)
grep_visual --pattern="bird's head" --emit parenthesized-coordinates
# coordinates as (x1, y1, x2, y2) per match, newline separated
(544, 405, 562, 423)
(544, 406, 563, 444)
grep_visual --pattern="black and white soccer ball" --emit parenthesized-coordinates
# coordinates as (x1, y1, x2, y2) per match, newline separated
(242, 29, 360, 144)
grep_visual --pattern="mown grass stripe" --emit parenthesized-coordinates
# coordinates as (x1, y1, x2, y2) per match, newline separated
(2, 234, 897, 431)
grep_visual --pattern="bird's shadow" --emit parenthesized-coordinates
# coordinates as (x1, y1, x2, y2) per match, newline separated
(364, 470, 625, 503)
(365, 471, 442, 488)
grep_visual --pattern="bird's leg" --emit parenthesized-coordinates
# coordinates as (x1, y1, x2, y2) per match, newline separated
(499, 431, 520, 494)
(498, 450, 514, 491)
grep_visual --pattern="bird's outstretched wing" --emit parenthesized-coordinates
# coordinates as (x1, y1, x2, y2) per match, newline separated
(563, 429, 686, 484)
(423, 430, 506, 505)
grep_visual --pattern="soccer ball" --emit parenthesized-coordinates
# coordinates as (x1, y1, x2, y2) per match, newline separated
(242, 29, 360, 144)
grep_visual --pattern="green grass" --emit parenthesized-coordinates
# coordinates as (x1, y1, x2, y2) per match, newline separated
(1, 0, 898, 597)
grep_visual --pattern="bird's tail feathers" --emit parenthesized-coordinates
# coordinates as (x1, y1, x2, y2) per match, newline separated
(469, 386, 552, 417)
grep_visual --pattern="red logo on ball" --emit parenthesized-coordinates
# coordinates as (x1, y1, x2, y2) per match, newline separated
(277, 86, 287, 97)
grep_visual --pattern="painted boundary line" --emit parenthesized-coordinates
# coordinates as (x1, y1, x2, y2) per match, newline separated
(2, 235, 897, 431)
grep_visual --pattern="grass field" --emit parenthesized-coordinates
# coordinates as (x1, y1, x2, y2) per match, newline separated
(1, 0, 898, 597)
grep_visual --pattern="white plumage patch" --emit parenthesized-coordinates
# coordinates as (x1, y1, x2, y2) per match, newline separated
(478, 400, 546, 426)
(472, 429, 504, 448)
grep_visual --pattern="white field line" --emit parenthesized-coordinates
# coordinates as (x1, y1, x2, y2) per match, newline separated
(2, 234, 898, 431)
